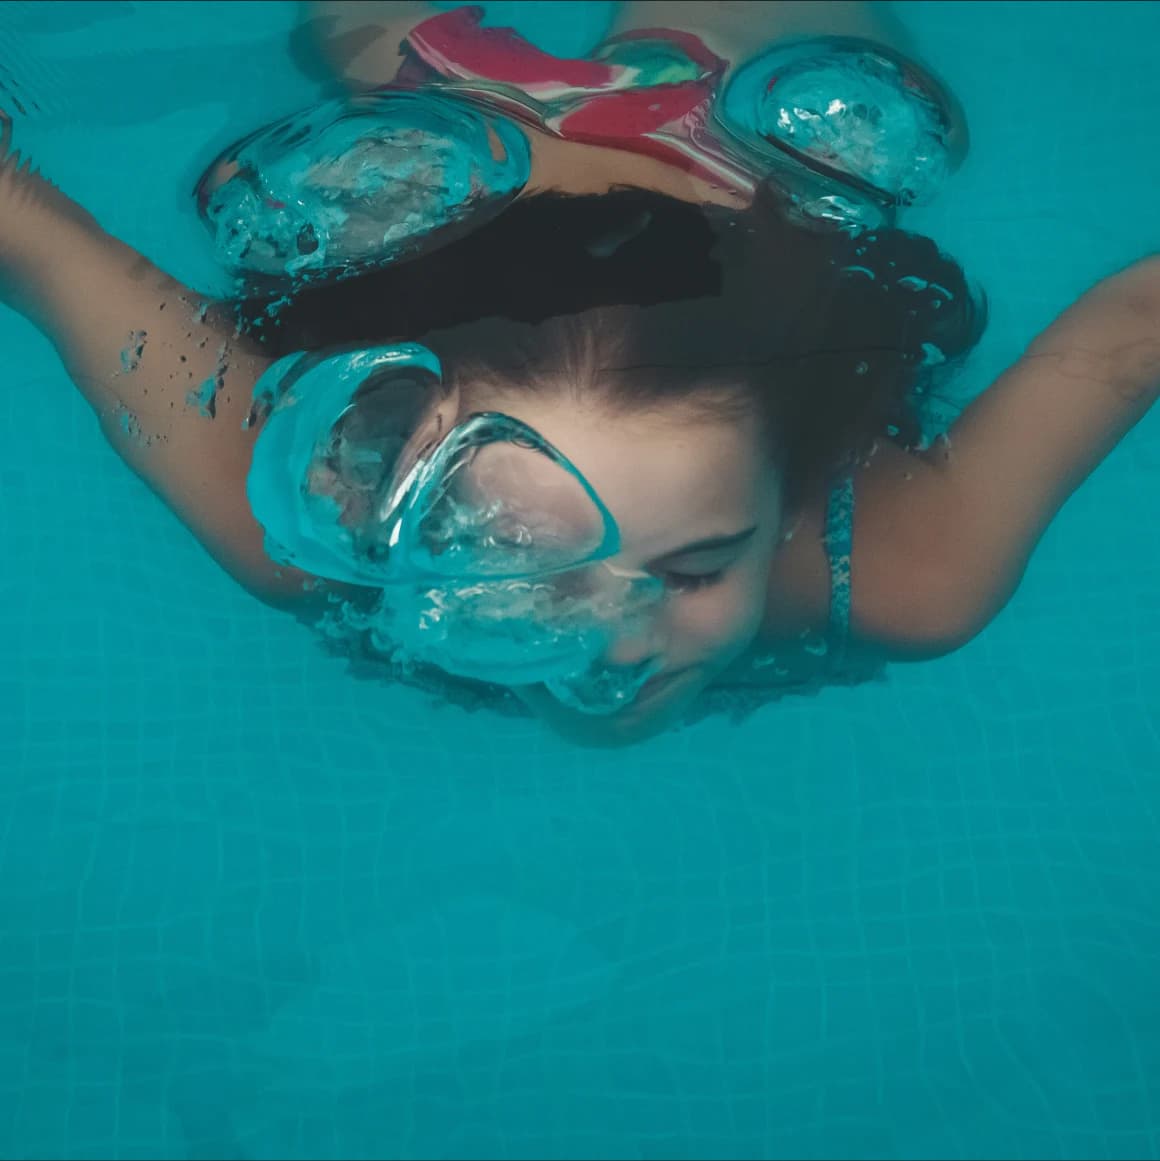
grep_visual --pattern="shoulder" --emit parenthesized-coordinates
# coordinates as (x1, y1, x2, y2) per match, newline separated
(847, 441, 983, 659)
(763, 440, 981, 662)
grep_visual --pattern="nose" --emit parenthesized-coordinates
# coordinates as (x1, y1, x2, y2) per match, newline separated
(594, 564, 667, 669)
(600, 626, 663, 671)
(596, 609, 668, 676)
(540, 569, 667, 715)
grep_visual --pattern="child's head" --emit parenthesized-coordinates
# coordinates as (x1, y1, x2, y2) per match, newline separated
(239, 186, 984, 741)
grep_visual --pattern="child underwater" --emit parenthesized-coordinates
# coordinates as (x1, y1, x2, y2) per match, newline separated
(2, 2, 1158, 747)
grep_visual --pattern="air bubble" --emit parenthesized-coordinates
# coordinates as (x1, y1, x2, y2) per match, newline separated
(803, 633, 829, 657)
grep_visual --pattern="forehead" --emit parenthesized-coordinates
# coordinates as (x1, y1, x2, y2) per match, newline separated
(468, 394, 777, 552)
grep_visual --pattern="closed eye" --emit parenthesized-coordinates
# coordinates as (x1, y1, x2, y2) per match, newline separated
(662, 568, 726, 593)
(649, 526, 756, 594)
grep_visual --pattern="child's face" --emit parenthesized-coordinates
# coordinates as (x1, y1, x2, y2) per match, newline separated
(462, 388, 786, 745)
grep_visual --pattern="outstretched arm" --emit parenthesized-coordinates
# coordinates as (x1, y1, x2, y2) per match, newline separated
(913, 256, 1160, 643)
(845, 255, 1160, 654)
(0, 115, 320, 608)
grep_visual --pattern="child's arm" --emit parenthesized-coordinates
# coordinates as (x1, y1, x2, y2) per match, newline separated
(0, 117, 321, 608)
(912, 256, 1160, 643)
(859, 256, 1160, 654)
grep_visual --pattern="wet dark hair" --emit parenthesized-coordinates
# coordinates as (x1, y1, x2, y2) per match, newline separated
(232, 185, 986, 514)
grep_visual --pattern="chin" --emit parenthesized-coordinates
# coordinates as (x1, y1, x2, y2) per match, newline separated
(513, 677, 695, 749)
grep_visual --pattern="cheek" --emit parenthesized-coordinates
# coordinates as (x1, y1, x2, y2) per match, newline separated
(665, 570, 765, 655)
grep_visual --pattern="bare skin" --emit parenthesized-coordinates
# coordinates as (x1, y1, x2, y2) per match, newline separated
(3, 6, 1158, 744)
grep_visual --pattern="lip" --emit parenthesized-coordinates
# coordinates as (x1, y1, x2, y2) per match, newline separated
(633, 667, 692, 704)
(521, 667, 694, 722)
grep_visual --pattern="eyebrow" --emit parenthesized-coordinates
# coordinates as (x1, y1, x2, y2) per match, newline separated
(649, 526, 758, 564)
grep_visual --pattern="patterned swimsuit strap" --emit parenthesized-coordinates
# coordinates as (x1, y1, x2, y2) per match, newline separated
(823, 473, 856, 667)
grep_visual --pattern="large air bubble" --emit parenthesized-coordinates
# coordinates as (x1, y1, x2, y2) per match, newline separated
(197, 90, 531, 282)
(720, 37, 955, 207)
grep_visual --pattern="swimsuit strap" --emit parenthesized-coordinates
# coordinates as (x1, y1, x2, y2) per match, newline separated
(823, 472, 856, 667)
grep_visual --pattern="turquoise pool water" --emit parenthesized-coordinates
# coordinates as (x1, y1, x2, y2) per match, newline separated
(1, 2, 1158, 1157)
